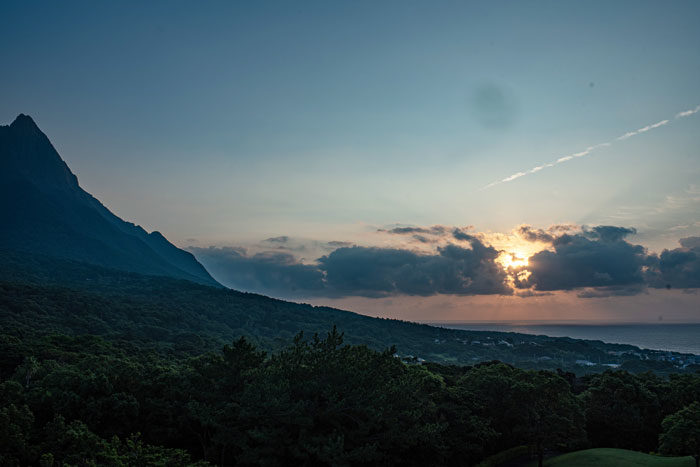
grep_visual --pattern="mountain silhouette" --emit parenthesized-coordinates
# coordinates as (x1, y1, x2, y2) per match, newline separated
(0, 114, 219, 286)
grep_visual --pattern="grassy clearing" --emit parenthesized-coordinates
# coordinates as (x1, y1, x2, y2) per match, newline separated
(536, 448, 694, 467)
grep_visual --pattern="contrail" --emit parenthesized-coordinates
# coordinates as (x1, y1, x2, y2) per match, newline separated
(676, 104, 700, 118)
(482, 105, 699, 189)
(616, 119, 668, 141)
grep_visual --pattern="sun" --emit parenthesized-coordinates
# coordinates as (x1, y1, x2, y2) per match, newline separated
(498, 251, 529, 269)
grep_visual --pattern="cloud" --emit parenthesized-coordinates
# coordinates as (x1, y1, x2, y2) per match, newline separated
(326, 240, 353, 248)
(549, 224, 578, 233)
(264, 236, 290, 243)
(261, 236, 354, 253)
(514, 227, 649, 291)
(517, 225, 555, 243)
(517, 224, 579, 243)
(483, 103, 698, 189)
(646, 236, 700, 289)
(192, 227, 700, 301)
(680, 236, 700, 249)
(192, 237, 511, 298)
(583, 225, 636, 242)
(516, 228, 700, 295)
(576, 284, 647, 299)
(452, 228, 476, 242)
(377, 225, 476, 245)
(412, 234, 434, 244)
(189, 246, 325, 297)
(514, 289, 554, 298)
(319, 241, 511, 297)
(378, 225, 448, 236)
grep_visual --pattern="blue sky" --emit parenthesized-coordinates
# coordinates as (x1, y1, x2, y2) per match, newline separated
(2, 1, 699, 321)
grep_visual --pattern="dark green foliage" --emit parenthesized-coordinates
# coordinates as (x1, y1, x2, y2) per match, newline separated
(0, 394, 34, 465)
(224, 328, 444, 465)
(582, 370, 664, 451)
(39, 415, 202, 466)
(2, 327, 697, 466)
(459, 362, 586, 466)
(659, 402, 700, 467)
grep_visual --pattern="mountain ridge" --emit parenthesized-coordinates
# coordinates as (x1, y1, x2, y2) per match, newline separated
(0, 114, 220, 286)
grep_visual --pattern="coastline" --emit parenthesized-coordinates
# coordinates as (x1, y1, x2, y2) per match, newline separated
(427, 322, 700, 355)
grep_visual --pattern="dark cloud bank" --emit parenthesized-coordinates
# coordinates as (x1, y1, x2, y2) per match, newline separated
(516, 228, 700, 297)
(191, 229, 700, 299)
(515, 226, 647, 292)
(191, 235, 508, 298)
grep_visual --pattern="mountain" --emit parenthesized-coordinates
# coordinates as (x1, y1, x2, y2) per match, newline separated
(0, 114, 219, 286)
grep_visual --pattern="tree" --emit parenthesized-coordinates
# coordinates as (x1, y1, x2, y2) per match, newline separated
(582, 370, 662, 451)
(180, 336, 265, 464)
(659, 401, 700, 467)
(666, 373, 700, 414)
(458, 363, 585, 466)
(0, 401, 34, 465)
(458, 362, 525, 454)
(519, 371, 585, 467)
(233, 328, 446, 465)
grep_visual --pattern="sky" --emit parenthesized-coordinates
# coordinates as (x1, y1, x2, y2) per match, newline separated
(2, 1, 699, 322)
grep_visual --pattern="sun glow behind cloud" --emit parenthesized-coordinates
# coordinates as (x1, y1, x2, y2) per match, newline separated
(497, 251, 529, 269)
(480, 231, 548, 268)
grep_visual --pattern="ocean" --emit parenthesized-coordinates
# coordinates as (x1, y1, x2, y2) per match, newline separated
(428, 323, 700, 355)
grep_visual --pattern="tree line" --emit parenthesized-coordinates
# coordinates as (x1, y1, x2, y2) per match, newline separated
(1, 327, 699, 466)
